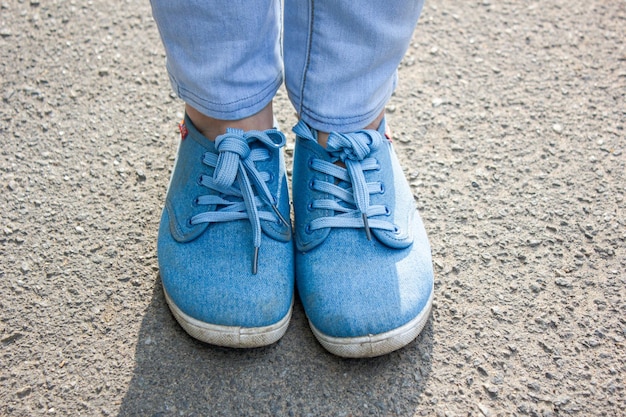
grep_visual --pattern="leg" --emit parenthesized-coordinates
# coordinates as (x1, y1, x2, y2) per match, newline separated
(284, 0, 424, 133)
(151, 0, 294, 347)
(151, 0, 282, 137)
(285, 0, 434, 358)
(185, 102, 274, 141)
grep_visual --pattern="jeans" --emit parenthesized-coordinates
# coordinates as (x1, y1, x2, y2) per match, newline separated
(150, 0, 424, 133)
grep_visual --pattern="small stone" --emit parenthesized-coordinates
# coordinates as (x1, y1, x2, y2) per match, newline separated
(136, 169, 146, 181)
(527, 381, 541, 391)
(554, 396, 570, 406)
(3, 88, 14, 102)
(98, 68, 110, 76)
(555, 278, 572, 288)
(483, 384, 499, 398)
(386, 105, 396, 113)
(478, 403, 492, 417)
(16, 386, 32, 398)
(7, 180, 17, 191)
(20, 262, 30, 273)
(432, 97, 444, 107)
(397, 135, 412, 144)
(2, 333, 23, 344)
(552, 123, 563, 134)
(75, 226, 85, 234)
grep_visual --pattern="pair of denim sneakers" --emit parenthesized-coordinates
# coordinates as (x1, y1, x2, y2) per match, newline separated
(157, 115, 434, 358)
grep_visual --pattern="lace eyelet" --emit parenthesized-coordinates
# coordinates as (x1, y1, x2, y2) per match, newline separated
(379, 182, 386, 194)
(384, 206, 391, 216)
(307, 202, 314, 212)
(267, 172, 275, 183)
(393, 226, 400, 234)
(304, 224, 312, 234)
(187, 218, 194, 227)
(192, 197, 200, 207)
(308, 179, 316, 190)
(307, 157, 314, 168)
(374, 159, 381, 171)
(196, 175, 204, 185)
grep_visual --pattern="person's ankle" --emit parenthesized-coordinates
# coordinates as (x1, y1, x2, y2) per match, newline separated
(186, 102, 274, 141)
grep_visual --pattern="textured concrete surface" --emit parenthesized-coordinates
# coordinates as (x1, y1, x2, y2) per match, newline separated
(1, 0, 624, 416)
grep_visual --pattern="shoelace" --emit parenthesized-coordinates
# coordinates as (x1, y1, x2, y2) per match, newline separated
(293, 121, 398, 239)
(189, 128, 289, 274)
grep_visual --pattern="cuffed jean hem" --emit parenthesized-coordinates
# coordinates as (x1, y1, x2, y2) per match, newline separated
(167, 68, 283, 121)
(291, 73, 397, 133)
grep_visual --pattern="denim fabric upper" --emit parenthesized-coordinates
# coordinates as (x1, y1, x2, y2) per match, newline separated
(157, 116, 294, 328)
(151, 0, 425, 132)
(292, 121, 433, 338)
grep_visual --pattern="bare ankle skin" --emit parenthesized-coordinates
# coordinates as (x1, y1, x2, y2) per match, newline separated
(316, 110, 385, 149)
(186, 102, 274, 141)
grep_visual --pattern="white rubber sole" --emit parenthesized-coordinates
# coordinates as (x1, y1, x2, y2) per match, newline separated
(164, 287, 292, 348)
(309, 289, 433, 358)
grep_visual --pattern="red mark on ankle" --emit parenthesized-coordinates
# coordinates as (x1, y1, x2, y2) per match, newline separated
(179, 120, 188, 140)
(385, 124, 392, 142)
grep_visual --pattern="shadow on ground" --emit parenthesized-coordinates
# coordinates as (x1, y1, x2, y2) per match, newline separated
(117, 276, 433, 417)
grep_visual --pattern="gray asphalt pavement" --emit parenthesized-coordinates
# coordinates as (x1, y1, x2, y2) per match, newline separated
(1, 0, 624, 416)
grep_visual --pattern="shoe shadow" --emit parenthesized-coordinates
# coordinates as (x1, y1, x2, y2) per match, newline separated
(117, 276, 433, 417)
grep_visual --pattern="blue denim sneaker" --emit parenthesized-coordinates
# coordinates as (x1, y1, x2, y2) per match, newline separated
(157, 115, 294, 348)
(292, 120, 434, 358)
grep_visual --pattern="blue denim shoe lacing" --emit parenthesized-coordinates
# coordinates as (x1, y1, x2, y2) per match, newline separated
(190, 128, 289, 274)
(293, 120, 397, 240)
